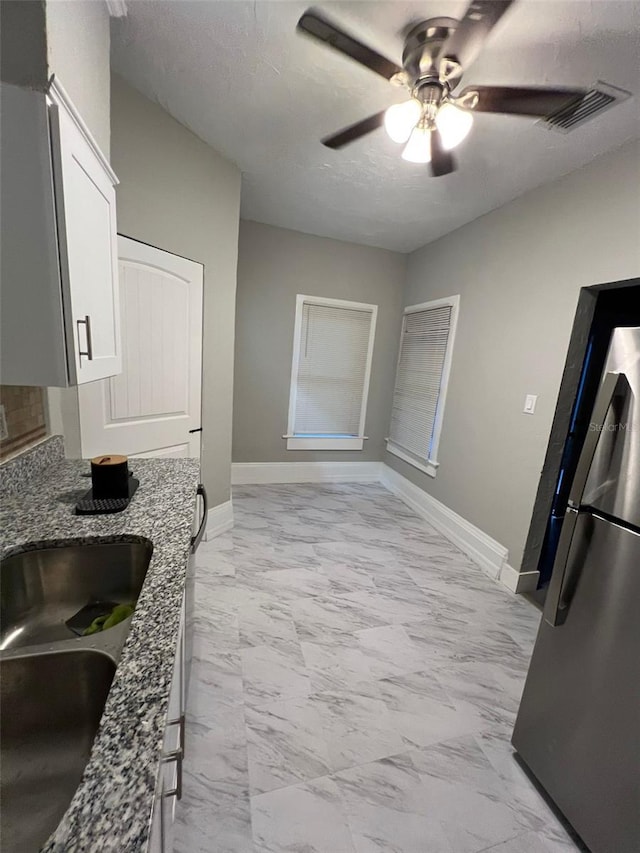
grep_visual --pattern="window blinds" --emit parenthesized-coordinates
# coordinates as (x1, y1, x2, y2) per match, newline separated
(388, 304, 453, 463)
(292, 301, 374, 436)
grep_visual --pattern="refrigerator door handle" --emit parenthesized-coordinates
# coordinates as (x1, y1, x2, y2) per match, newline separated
(544, 506, 580, 626)
(567, 371, 627, 510)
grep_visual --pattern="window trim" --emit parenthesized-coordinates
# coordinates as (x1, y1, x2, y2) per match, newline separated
(386, 294, 460, 478)
(285, 294, 378, 451)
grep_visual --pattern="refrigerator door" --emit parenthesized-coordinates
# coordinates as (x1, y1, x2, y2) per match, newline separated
(512, 511, 640, 853)
(580, 326, 640, 528)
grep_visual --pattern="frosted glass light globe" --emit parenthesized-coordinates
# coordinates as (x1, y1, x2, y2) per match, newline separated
(435, 103, 473, 150)
(384, 99, 422, 144)
(401, 125, 432, 163)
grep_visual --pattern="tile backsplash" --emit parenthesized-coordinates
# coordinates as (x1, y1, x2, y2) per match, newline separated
(0, 386, 48, 461)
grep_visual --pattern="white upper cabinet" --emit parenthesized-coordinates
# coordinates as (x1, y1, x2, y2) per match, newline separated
(0, 78, 121, 386)
(49, 80, 122, 384)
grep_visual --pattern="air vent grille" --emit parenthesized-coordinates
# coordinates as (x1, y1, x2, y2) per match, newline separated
(540, 81, 632, 133)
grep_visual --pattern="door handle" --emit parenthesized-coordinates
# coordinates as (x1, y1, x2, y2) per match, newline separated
(190, 484, 208, 552)
(543, 506, 579, 626)
(567, 371, 627, 509)
(76, 315, 94, 361)
(545, 372, 627, 628)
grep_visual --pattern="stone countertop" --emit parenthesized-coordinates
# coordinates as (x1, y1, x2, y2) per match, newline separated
(0, 456, 201, 852)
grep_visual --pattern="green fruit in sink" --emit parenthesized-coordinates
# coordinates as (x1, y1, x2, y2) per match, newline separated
(102, 604, 134, 631)
(83, 614, 109, 636)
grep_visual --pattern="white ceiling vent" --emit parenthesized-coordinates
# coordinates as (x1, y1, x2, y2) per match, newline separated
(540, 81, 632, 133)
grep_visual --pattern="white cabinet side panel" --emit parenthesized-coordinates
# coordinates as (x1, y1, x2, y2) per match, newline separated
(0, 83, 68, 386)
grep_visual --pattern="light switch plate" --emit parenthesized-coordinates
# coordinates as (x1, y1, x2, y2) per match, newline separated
(0, 404, 8, 440)
(523, 394, 537, 415)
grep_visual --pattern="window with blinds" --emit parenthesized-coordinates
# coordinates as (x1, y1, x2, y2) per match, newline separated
(386, 296, 459, 477)
(286, 295, 377, 451)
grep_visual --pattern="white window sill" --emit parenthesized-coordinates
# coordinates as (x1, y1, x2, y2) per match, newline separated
(285, 436, 365, 451)
(385, 441, 438, 477)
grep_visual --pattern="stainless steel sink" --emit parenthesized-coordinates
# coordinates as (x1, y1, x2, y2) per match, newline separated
(1, 540, 153, 652)
(0, 649, 116, 852)
(0, 539, 154, 850)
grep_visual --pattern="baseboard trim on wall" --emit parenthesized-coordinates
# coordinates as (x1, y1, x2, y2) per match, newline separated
(231, 461, 383, 485)
(204, 499, 234, 540)
(379, 465, 510, 583)
(229, 460, 535, 594)
(499, 563, 540, 594)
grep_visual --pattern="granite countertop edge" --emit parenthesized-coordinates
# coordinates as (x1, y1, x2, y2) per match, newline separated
(0, 455, 201, 852)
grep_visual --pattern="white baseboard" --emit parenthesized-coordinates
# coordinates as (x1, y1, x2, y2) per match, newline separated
(499, 563, 540, 594)
(204, 499, 234, 540)
(379, 465, 510, 583)
(231, 461, 383, 485)
(229, 460, 536, 595)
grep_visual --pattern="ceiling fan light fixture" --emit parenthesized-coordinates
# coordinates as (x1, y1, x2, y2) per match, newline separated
(401, 123, 432, 163)
(384, 99, 422, 143)
(435, 102, 474, 150)
(299, 3, 589, 177)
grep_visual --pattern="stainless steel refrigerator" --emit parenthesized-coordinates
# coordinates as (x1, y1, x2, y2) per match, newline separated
(512, 326, 640, 853)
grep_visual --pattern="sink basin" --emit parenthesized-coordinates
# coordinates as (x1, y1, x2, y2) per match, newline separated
(0, 540, 153, 652)
(0, 649, 116, 852)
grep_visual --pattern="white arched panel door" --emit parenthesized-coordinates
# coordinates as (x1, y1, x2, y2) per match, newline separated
(78, 237, 203, 460)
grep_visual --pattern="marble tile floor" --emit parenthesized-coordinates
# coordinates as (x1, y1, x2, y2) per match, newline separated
(174, 483, 585, 853)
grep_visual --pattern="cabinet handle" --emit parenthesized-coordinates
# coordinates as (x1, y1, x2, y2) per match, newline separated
(162, 748, 183, 800)
(166, 712, 186, 759)
(159, 772, 166, 852)
(77, 315, 94, 360)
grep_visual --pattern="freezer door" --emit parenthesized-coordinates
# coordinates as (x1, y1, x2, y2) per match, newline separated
(581, 326, 640, 528)
(513, 512, 640, 853)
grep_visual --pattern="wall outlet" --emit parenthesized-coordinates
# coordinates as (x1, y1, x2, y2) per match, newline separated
(0, 404, 8, 440)
(523, 394, 538, 415)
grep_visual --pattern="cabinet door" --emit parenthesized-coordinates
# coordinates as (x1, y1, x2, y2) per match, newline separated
(148, 758, 179, 853)
(148, 594, 186, 853)
(147, 787, 163, 853)
(49, 84, 121, 384)
(166, 593, 185, 749)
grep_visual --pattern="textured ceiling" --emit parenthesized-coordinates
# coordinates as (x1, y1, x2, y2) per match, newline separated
(111, 1, 640, 253)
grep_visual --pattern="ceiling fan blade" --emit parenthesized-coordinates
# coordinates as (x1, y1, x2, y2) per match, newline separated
(430, 129, 456, 177)
(458, 85, 586, 116)
(322, 111, 386, 149)
(297, 10, 402, 81)
(438, 0, 515, 74)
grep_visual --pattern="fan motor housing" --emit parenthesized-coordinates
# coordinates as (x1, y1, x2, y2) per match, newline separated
(402, 17, 459, 82)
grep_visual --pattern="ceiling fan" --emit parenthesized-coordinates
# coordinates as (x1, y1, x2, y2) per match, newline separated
(297, 0, 586, 176)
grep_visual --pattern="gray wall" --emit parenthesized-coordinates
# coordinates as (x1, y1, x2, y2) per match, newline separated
(385, 139, 640, 571)
(46, 0, 111, 157)
(233, 221, 406, 463)
(0, 0, 47, 90)
(111, 75, 241, 507)
(1, 0, 111, 155)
